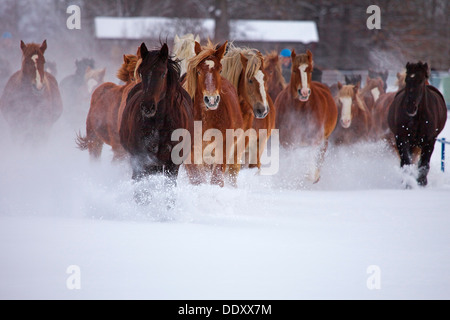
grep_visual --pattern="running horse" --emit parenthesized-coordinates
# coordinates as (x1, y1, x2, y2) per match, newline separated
(330, 83, 372, 145)
(388, 61, 447, 186)
(275, 49, 337, 183)
(263, 51, 286, 103)
(221, 45, 276, 169)
(119, 43, 193, 189)
(0, 40, 62, 144)
(76, 52, 140, 160)
(183, 40, 244, 187)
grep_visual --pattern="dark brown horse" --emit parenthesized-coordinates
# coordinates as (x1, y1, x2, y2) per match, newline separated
(330, 83, 372, 145)
(263, 51, 286, 103)
(221, 45, 276, 169)
(0, 40, 62, 143)
(119, 43, 193, 189)
(388, 62, 447, 186)
(77, 53, 140, 160)
(183, 40, 244, 187)
(275, 49, 337, 183)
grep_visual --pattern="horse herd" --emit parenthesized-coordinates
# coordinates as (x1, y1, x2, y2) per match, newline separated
(0, 34, 447, 198)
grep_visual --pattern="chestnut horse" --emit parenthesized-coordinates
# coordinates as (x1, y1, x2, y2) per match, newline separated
(388, 62, 447, 186)
(119, 43, 193, 187)
(221, 45, 275, 169)
(372, 71, 406, 141)
(263, 51, 286, 103)
(173, 33, 200, 76)
(360, 75, 385, 113)
(368, 69, 388, 93)
(275, 50, 337, 183)
(183, 41, 244, 187)
(0, 40, 62, 143)
(77, 53, 140, 160)
(330, 83, 371, 145)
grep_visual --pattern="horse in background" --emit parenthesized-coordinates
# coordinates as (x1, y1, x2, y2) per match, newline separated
(345, 74, 362, 86)
(368, 69, 388, 92)
(388, 62, 447, 187)
(119, 43, 193, 203)
(275, 49, 337, 183)
(183, 40, 244, 187)
(372, 71, 406, 141)
(221, 45, 276, 170)
(0, 40, 62, 144)
(173, 33, 200, 77)
(263, 51, 285, 103)
(360, 75, 385, 114)
(330, 83, 371, 145)
(77, 53, 140, 161)
(60, 58, 105, 130)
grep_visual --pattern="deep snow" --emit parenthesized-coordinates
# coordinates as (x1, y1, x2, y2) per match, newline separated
(0, 112, 449, 300)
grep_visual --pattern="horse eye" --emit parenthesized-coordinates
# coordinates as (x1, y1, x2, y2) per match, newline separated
(249, 79, 253, 84)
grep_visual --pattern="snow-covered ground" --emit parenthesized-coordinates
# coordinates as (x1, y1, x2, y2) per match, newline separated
(0, 113, 449, 300)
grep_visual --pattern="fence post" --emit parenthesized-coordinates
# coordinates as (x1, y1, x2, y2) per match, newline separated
(442, 138, 446, 173)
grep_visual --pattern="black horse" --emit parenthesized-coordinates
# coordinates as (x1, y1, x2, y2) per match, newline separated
(119, 43, 194, 203)
(388, 61, 447, 186)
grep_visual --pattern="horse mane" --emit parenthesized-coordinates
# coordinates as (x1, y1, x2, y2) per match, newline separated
(338, 85, 368, 113)
(173, 34, 197, 60)
(221, 44, 263, 90)
(184, 40, 218, 99)
(117, 54, 138, 83)
(292, 53, 311, 67)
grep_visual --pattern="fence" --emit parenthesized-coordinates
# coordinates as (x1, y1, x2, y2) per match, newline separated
(437, 138, 450, 172)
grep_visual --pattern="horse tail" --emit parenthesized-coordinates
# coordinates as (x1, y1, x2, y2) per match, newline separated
(75, 131, 90, 150)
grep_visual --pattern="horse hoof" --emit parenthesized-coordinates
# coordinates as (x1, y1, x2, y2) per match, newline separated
(417, 177, 428, 187)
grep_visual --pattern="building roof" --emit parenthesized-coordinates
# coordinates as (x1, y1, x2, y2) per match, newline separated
(94, 17, 319, 43)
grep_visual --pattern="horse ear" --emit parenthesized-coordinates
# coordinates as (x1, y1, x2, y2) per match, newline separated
(344, 75, 350, 84)
(291, 49, 296, 59)
(40, 40, 47, 54)
(306, 49, 313, 62)
(337, 81, 343, 90)
(174, 34, 180, 43)
(215, 41, 228, 61)
(140, 42, 149, 59)
(406, 62, 410, 69)
(195, 35, 200, 43)
(357, 75, 362, 83)
(20, 40, 26, 52)
(194, 41, 202, 55)
(239, 53, 248, 71)
(136, 46, 141, 58)
(123, 55, 129, 64)
(160, 43, 169, 60)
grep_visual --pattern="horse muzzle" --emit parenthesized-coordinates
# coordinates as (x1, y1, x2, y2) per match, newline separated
(141, 102, 157, 118)
(340, 118, 351, 129)
(297, 88, 311, 102)
(204, 94, 220, 110)
(253, 102, 269, 119)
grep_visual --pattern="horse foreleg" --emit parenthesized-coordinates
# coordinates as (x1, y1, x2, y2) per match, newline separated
(417, 142, 435, 187)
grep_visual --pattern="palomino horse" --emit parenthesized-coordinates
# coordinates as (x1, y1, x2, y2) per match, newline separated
(119, 43, 193, 189)
(221, 45, 275, 169)
(372, 71, 406, 141)
(173, 33, 200, 76)
(388, 62, 447, 186)
(0, 40, 62, 143)
(275, 49, 337, 183)
(330, 83, 371, 145)
(263, 51, 286, 103)
(77, 53, 140, 160)
(183, 40, 244, 187)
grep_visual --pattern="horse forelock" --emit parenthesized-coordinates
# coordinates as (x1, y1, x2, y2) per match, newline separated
(185, 42, 218, 99)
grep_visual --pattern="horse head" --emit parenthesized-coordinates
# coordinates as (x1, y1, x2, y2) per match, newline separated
(20, 40, 47, 90)
(345, 74, 362, 86)
(190, 40, 227, 110)
(404, 61, 429, 117)
(337, 83, 362, 128)
(238, 51, 270, 119)
(137, 42, 170, 118)
(290, 49, 313, 102)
